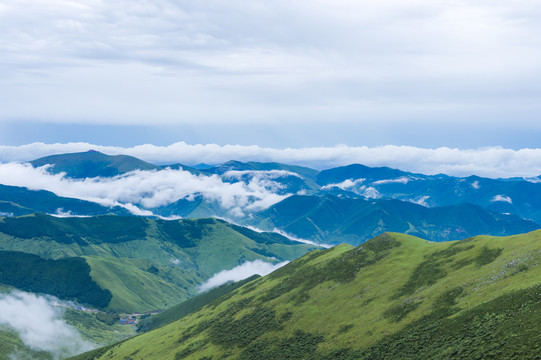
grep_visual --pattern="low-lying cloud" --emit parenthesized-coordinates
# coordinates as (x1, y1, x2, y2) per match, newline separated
(321, 178, 365, 191)
(2, 142, 541, 178)
(199, 260, 289, 292)
(0, 163, 290, 216)
(0, 291, 95, 359)
(372, 177, 414, 185)
(491, 195, 513, 204)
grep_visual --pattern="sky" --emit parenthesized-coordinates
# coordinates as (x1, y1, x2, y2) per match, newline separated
(1, 0, 541, 149)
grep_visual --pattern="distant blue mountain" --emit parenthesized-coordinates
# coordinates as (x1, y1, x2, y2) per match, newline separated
(20, 151, 541, 243)
(317, 164, 541, 224)
(249, 194, 539, 245)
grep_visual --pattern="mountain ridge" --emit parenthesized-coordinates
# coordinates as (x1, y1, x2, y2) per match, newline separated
(71, 229, 541, 359)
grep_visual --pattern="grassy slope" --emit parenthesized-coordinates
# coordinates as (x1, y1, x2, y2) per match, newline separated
(0, 215, 317, 313)
(73, 229, 541, 359)
(137, 275, 261, 333)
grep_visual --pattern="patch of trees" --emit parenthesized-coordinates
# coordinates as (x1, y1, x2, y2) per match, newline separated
(0, 251, 112, 308)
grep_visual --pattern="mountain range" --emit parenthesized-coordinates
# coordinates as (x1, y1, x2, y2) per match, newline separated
(8, 150, 541, 244)
(248, 194, 539, 245)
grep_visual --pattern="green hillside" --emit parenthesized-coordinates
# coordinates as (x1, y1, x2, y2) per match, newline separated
(0, 215, 317, 312)
(250, 194, 539, 245)
(30, 150, 159, 178)
(73, 229, 541, 359)
(137, 275, 261, 333)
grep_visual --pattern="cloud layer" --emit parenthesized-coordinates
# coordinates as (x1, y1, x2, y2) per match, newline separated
(0, 162, 290, 216)
(199, 260, 289, 292)
(2, 142, 541, 178)
(1, 0, 541, 138)
(0, 291, 95, 359)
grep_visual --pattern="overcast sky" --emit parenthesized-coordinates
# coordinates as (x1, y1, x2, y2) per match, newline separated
(1, 0, 541, 149)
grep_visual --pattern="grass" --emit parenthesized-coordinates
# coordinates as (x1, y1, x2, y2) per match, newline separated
(70, 229, 541, 359)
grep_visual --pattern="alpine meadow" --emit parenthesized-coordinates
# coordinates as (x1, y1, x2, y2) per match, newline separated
(2, 1, 541, 359)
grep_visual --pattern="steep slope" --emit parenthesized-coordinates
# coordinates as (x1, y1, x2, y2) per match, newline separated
(30, 150, 159, 178)
(0, 215, 317, 312)
(73, 230, 541, 359)
(0, 184, 129, 217)
(250, 194, 539, 245)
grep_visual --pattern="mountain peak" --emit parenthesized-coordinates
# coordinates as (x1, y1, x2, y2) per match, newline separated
(30, 151, 159, 178)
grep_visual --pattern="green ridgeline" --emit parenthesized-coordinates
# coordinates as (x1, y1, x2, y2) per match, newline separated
(71, 229, 541, 359)
(0, 214, 317, 313)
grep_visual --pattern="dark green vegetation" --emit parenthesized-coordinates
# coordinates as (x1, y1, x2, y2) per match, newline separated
(137, 275, 260, 333)
(30, 150, 159, 178)
(71, 230, 541, 359)
(250, 194, 539, 245)
(0, 214, 317, 312)
(0, 184, 128, 217)
(0, 251, 111, 307)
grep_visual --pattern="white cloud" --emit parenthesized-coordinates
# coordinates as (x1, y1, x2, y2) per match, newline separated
(0, 162, 289, 216)
(410, 195, 430, 207)
(223, 170, 302, 180)
(491, 195, 512, 204)
(198, 260, 289, 292)
(222, 170, 303, 196)
(0, 291, 95, 359)
(50, 209, 90, 218)
(321, 178, 365, 191)
(320, 180, 382, 200)
(3, 142, 541, 178)
(471, 180, 480, 189)
(362, 187, 381, 200)
(372, 177, 414, 185)
(271, 228, 332, 249)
